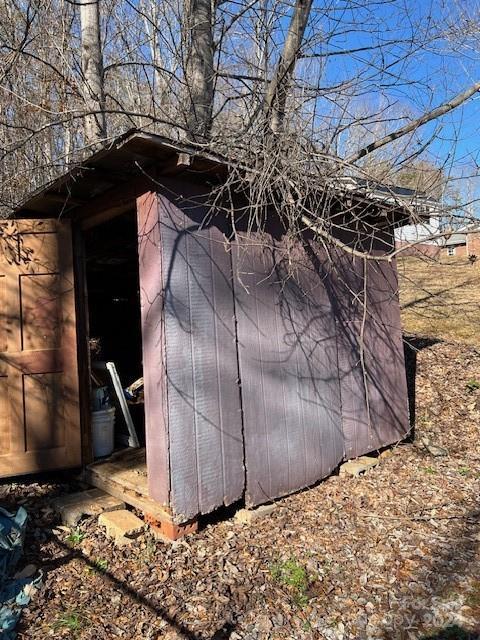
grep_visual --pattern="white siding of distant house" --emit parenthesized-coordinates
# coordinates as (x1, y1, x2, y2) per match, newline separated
(394, 217, 441, 244)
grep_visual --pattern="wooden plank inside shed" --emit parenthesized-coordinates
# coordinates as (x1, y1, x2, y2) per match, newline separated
(84, 448, 174, 522)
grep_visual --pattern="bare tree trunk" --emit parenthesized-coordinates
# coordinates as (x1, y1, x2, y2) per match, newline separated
(264, 0, 313, 134)
(184, 0, 214, 142)
(79, 0, 107, 147)
(141, 0, 166, 106)
(64, 122, 73, 165)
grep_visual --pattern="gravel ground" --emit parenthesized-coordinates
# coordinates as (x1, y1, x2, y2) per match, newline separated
(4, 338, 480, 640)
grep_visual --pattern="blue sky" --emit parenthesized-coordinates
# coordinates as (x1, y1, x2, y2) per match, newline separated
(316, 0, 480, 202)
(296, 0, 480, 194)
(115, 0, 480, 204)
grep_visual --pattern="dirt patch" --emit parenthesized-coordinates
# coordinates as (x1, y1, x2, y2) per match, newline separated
(7, 341, 480, 640)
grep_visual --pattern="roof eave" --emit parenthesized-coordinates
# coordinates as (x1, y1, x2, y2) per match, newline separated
(13, 130, 440, 227)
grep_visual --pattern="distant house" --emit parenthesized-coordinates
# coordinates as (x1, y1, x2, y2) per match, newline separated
(395, 219, 480, 259)
(394, 217, 442, 258)
(443, 225, 480, 257)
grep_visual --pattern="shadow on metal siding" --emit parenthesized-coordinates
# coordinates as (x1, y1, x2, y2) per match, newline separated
(232, 233, 344, 507)
(327, 245, 409, 459)
(144, 189, 409, 518)
(158, 190, 244, 521)
(137, 192, 170, 505)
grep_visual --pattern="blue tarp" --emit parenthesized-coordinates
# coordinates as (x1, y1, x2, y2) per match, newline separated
(0, 506, 42, 639)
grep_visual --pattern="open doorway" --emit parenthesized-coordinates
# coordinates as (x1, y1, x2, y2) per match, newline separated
(84, 211, 145, 450)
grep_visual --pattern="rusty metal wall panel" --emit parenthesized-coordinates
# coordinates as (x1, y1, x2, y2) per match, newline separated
(157, 185, 244, 521)
(144, 183, 409, 517)
(362, 257, 410, 451)
(233, 234, 344, 507)
(329, 245, 409, 459)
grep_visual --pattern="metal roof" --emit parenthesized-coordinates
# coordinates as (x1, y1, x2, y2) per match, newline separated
(445, 232, 467, 246)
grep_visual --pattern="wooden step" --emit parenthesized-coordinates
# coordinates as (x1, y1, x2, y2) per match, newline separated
(84, 448, 198, 540)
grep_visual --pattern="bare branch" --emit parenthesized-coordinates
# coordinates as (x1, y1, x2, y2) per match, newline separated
(346, 80, 480, 164)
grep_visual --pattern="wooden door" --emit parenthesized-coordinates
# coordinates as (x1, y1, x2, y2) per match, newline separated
(0, 219, 81, 476)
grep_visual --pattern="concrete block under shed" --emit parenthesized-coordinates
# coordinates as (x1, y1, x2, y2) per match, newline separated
(235, 503, 276, 524)
(339, 456, 379, 477)
(98, 509, 145, 547)
(52, 488, 125, 526)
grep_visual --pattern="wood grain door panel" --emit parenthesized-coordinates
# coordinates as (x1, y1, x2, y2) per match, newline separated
(0, 276, 6, 352)
(0, 219, 81, 476)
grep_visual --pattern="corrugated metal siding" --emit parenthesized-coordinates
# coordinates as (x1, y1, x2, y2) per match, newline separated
(141, 189, 409, 519)
(232, 234, 344, 507)
(329, 246, 409, 459)
(362, 257, 410, 451)
(157, 190, 244, 521)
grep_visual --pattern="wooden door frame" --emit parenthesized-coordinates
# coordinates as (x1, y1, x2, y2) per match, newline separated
(72, 222, 94, 466)
(72, 204, 145, 467)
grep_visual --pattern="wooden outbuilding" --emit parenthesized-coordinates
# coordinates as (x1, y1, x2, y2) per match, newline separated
(0, 131, 421, 537)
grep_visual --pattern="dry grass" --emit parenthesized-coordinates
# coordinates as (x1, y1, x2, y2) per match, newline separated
(398, 256, 480, 345)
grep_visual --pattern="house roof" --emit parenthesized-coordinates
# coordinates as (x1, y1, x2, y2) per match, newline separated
(444, 224, 480, 246)
(445, 232, 467, 246)
(13, 129, 440, 224)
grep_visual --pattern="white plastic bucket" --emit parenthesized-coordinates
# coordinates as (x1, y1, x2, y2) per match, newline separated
(92, 408, 115, 458)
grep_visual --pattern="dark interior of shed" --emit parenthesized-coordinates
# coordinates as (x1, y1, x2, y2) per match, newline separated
(84, 211, 145, 447)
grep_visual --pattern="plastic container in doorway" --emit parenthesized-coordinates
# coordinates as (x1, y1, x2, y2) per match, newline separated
(91, 386, 111, 411)
(92, 407, 116, 458)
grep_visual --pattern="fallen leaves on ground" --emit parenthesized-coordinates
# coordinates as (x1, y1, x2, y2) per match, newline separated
(5, 339, 480, 640)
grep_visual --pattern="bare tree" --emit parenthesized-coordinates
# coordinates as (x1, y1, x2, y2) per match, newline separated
(264, 0, 313, 134)
(346, 80, 480, 165)
(1, 0, 480, 243)
(184, 0, 215, 141)
(79, 0, 106, 147)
